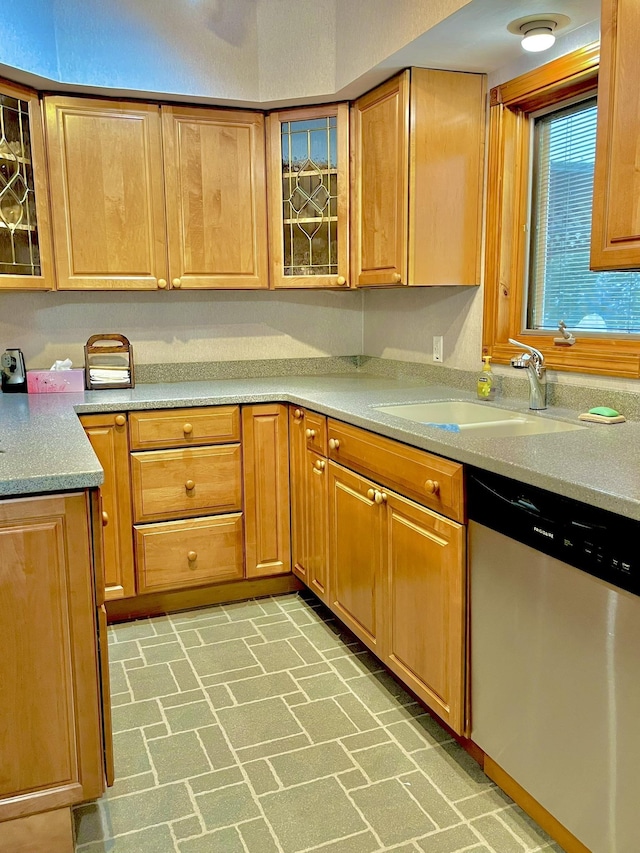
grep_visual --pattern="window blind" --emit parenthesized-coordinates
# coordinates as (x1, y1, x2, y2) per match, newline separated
(528, 97, 640, 334)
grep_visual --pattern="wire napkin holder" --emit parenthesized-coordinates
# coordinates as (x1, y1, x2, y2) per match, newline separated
(84, 334, 135, 390)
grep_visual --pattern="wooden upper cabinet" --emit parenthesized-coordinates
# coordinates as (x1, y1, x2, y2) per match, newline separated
(591, 0, 640, 270)
(267, 104, 350, 289)
(0, 80, 53, 290)
(162, 106, 268, 289)
(352, 72, 410, 287)
(352, 69, 485, 287)
(45, 96, 168, 290)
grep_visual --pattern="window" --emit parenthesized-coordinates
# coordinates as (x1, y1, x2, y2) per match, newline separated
(483, 43, 640, 377)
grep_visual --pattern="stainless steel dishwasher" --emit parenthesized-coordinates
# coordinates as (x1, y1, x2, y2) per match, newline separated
(468, 467, 640, 853)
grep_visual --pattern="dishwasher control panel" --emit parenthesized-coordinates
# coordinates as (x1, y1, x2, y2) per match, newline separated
(467, 467, 639, 597)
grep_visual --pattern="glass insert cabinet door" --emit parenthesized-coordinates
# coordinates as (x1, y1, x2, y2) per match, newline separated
(267, 104, 349, 288)
(0, 80, 52, 289)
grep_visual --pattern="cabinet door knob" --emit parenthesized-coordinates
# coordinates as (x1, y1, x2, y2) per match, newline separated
(172, 278, 182, 288)
(185, 479, 195, 491)
(314, 459, 326, 471)
(187, 550, 197, 562)
(102, 511, 109, 526)
(114, 414, 126, 427)
(305, 428, 316, 439)
(336, 275, 347, 286)
(294, 408, 303, 419)
(392, 272, 402, 283)
(374, 490, 387, 505)
(367, 488, 376, 500)
(329, 438, 340, 450)
(425, 479, 440, 495)
(183, 422, 193, 435)
(157, 278, 167, 289)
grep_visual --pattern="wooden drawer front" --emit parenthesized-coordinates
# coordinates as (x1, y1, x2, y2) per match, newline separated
(304, 410, 327, 455)
(135, 514, 244, 593)
(327, 419, 464, 522)
(129, 406, 240, 450)
(131, 445, 241, 523)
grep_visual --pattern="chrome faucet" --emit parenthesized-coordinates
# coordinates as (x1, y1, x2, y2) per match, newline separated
(508, 338, 547, 410)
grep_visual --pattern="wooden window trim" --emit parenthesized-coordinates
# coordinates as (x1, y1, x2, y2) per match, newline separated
(483, 42, 640, 378)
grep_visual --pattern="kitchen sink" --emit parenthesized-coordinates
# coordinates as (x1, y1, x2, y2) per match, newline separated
(374, 401, 586, 438)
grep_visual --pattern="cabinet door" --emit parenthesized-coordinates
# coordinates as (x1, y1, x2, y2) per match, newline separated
(243, 404, 291, 577)
(591, 0, 640, 270)
(328, 462, 384, 652)
(351, 72, 410, 287)
(268, 104, 350, 289)
(0, 493, 103, 821)
(45, 96, 168, 290)
(162, 106, 269, 289)
(81, 413, 135, 600)
(290, 407, 329, 600)
(383, 491, 466, 734)
(0, 81, 53, 290)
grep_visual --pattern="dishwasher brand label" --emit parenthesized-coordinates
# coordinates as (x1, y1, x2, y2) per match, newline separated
(533, 526, 554, 539)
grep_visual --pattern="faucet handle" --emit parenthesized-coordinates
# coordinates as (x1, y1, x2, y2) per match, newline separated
(508, 338, 545, 367)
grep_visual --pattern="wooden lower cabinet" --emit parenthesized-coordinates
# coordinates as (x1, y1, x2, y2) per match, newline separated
(328, 463, 384, 652)
(383, 491, 466, 734)
(242, 404, 291, 578)
(81, 413, 136, 600)
(0, 493, 105, 825)
(290, 406, 329, 601)
(135, 514, 244, 593)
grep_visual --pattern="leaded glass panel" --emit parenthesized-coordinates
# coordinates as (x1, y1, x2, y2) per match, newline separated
(281, 116, 338, 276)
(0, 93, 40, 276)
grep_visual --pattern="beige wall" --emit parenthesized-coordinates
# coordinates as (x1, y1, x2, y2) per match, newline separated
(1, 290, 363, 370)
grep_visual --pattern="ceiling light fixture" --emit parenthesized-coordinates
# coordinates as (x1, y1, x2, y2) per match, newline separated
(520, 19, 557, 52)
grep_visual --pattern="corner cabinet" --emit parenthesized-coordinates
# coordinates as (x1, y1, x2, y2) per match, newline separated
(81, 413, 136, 600)
(0, 493, 106, 842)
(591, 0, 640, 270)
(45, 97, 269, 290)
(267, 104, 350, 289)
(351, 68, 485, 287)
(0, 79, 53, 290)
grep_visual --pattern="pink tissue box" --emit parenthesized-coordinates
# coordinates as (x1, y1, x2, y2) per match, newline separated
(27, 369, 85, 393)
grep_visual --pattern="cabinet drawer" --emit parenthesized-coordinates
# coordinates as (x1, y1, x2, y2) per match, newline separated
(129, 406, 240, 450)
(135, 514, 244, 593)
(327, 419, 464, 522)
(131, 445, 241, 523)
(304, 410, 327, 455)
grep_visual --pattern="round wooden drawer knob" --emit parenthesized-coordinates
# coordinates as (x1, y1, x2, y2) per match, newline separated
(425, 479, 440, 495)
(336, 275, 347, 286)
(392, 273, 402, 283)
(367, 488, 376, 500)
(187, 551, 197, 562)
(294, 408, 303, 419)
(102, 511, 109, 526)
(329, 438, 340, 450)
(185, 479, 196, 491)
(314, 459, 326, 471)
(114, 415, 126, 426)
(374, 490, 387, 505)
(157, 278, 168, 289)
(305, 428, 316, 439)
(172, 278, 182, 289)
(183, 423, 193, 435)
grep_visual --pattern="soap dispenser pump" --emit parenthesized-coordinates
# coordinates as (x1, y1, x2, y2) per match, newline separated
(477, 355, 496, 401)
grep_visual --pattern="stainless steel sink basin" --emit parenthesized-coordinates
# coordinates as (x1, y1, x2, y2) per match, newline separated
(374, 401, 586, 438)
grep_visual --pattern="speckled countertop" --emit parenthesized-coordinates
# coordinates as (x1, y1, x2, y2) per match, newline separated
(1, 373, 638, 520)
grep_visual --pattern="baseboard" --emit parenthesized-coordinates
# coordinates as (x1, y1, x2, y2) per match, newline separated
(483, 755, 592, 853)
(0, 808, 73, 853)
(106, 574, 302, 622)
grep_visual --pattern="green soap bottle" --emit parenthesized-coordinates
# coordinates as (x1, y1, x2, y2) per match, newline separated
(477, 355, 496, 401)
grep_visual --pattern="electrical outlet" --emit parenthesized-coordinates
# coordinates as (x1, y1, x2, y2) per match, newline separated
(433, 335, 444, 363)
